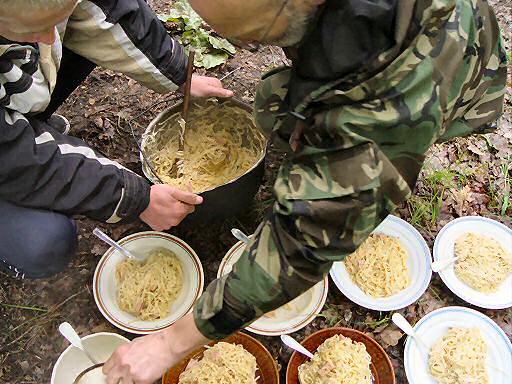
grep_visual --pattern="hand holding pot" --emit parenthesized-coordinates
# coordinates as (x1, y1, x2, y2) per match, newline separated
(139, 185, 203, 231)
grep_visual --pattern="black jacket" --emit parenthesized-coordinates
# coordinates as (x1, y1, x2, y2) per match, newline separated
(0, 0, 187, 222)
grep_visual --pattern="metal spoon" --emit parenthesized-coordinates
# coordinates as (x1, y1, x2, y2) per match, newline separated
(92, 228, 144, 261)
(231, 228, 250, 244)
(280, 335, 314, 359)
(59, 322, 99, 365)
(431, 256, 459, 273)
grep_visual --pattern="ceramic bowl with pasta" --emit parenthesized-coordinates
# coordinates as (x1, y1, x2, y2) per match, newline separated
(433, 216, 512, 309)
(217, 237, 328, 336)
(286, 327, 395, 384)
(330, 215, 432, 311)
(93, 231, 204, 334)
(404, 306, 512, 384)
(162, 332, 279, 384)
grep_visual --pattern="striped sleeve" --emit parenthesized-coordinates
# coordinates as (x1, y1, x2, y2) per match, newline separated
(63, 0, 187, 93)
(0, 107, 150, 223)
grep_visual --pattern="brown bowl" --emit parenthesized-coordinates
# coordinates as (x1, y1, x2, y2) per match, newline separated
(162, 332, 279, 384)
(286, 327, 395, 384)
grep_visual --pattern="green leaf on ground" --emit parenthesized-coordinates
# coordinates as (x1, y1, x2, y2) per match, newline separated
(158, 0, 235, 68)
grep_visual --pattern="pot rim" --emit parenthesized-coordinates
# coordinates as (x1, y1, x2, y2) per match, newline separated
(139, 98, 267, 193)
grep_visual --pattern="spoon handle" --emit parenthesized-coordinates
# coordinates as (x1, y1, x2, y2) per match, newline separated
(391, 313, 415, 337)
(92, 228, 139, 260)
(392, 313, 430, 353)
(59, 322, 99, 365)
(231, 228, 250, 244)
(281, 335, 314, 359)
(431, 256, 458, 273)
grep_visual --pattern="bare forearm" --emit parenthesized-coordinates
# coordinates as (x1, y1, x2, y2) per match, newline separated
(164, 313, 210, 356)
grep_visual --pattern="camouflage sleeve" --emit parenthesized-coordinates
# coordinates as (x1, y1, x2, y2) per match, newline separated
(194, 138, 413, 339)
(193, 0, 507, 340)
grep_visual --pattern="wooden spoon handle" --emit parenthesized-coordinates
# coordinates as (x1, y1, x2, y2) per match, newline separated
(182, 49, 196, 124)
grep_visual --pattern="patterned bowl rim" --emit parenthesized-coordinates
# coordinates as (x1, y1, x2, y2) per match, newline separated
(93, 231, 204, 334)
(285, 327, 395, 384)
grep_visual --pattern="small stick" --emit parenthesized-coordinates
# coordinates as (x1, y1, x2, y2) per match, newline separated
(174, 49, 195, 178)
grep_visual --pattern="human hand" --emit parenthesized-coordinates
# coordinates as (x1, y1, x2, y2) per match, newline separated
(186, 74, 233, 98)
(103, 313, 209, 384)
(139, 185, 202, 231)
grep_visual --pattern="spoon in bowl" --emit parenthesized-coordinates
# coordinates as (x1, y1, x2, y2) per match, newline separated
(92, 228, 144, 261)
(59, 322, 99, 365)
(431, 256, 459, 273)
(392, 313, 430, 353)
(280, 335, 314, 359)
(231, 228, 250, 244)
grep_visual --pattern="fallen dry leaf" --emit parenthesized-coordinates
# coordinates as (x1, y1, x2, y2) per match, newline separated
(376, 325, 404, 348)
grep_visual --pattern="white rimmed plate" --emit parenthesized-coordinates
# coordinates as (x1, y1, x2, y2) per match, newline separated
(329, 215, 432, 311)
(404, 306, 512, 384)
(93, 231, 204, 334)
(218, 240, 328, 336)
(433, 216, 512, 309)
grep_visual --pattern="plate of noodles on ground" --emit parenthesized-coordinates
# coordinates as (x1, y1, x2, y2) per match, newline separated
(286, 327, 395, 384)
(330, 215, 432, 311)
(141, 98, 266, 193)
(433, 216, 512, 309)
(217, 237, 329, 336)
(93, 231, 204, 334)
(162, 332, 279, 384)
(404, 306, 512, 384)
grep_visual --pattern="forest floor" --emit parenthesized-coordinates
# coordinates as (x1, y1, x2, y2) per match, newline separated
(1, 1, 510, 383)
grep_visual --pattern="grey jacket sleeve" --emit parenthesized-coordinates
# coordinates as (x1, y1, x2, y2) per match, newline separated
(64, 0, 188, 93)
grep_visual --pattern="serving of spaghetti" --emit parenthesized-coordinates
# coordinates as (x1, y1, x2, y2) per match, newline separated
(344, 234, 410, 297)
(428, 327, 489, 384)
(116, 249, 183, 321)
(178, 342, 257, 384)
(298, 334, 372, 384)
(143, 100, 266, 193)
(454, 232, 512, 293)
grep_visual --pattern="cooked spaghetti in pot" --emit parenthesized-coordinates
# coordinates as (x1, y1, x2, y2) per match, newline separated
(298, 334, 372, 384)
(178, 342, 257, 384)
(429, 327, 489, 384)
(143, 100, 266, 193)
(344, 234, 410, 297)
(116, 248, 183, 321)
(454, 232, 512, 293)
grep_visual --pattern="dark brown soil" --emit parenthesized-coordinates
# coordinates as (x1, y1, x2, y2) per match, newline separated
(1, 1, 511, 383)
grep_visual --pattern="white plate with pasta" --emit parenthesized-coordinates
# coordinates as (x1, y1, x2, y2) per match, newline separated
(329, 215, 432, 311)
(404, 306, 512, 384)
(433, 216, 512, 309)
(218, 240, 329, 336)
(93, 231, 204, 334)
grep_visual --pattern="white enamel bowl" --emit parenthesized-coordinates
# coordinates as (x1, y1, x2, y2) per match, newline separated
(93, 231, 204, 334)
(404, 306, 512, 384)
(433, 216, 512, 309)
(218, 240, 328, 336)
(330, 215, 432, 311)
(51, 332, 129, 384)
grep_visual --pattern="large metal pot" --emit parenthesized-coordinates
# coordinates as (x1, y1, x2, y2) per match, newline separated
(140, 98, 267, 223)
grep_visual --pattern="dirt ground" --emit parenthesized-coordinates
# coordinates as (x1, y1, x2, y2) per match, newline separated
(1, 1, 511, 383)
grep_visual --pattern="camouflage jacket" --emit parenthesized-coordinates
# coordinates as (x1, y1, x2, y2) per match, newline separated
(194, 0, 507, 339)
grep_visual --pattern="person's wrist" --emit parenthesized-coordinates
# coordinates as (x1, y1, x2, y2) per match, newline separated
(165, 314, 209, 357)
